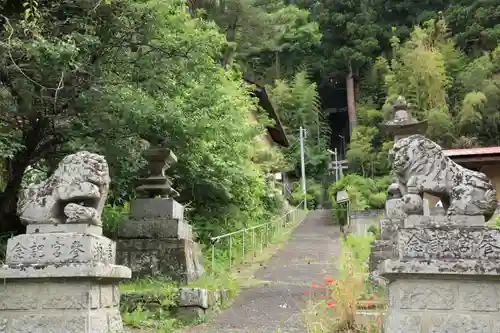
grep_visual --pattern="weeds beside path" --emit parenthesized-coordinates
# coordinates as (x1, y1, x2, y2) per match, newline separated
(182, 209, 341, 333)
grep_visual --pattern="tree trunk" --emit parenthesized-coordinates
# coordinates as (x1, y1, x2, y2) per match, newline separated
(346, 66, 357, 136)
(354, 77, 360, 102)
(0, 156, 30, 235)
(221, 19, 237, 68)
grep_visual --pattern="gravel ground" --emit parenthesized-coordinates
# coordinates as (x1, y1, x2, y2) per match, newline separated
(182, 209, 341, 333)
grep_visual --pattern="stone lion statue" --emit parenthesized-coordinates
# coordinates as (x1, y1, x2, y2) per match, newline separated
(17, 151, 110, 225)
(390, 134, 498, 221)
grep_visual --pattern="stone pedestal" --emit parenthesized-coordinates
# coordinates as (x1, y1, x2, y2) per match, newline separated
(369, 195, 430, 277)
(116, 198, 205, 283)
(380, 216, 500, 333)
(0, 225, 131, 333)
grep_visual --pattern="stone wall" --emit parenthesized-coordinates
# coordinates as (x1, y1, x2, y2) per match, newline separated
(387, 279, 500, 332)
(120, 287, 233, 320)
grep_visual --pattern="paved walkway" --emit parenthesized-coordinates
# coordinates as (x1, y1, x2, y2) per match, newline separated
(182, 209, 341, 333)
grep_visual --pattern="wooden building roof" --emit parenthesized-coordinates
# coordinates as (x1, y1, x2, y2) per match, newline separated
(243, 76, 289, 147)
(444, 146, 500, 170)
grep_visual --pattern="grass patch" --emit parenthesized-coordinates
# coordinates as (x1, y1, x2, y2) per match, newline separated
(303, 234, 386, 333)
(120, 277, 179, 297)
(120, 277, 184, 333)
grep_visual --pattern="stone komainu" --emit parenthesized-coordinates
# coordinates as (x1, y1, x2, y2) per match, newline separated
(390, 134, 498, 221)
(17, 151, 110, 225)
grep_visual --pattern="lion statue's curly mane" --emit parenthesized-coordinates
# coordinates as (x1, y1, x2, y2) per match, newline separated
(390, 134, 498, 221)
(17, 151, 110, 226)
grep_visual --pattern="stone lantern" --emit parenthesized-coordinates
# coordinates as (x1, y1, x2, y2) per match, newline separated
(116, 142, 205, 283)
(380, 96, 428, 142)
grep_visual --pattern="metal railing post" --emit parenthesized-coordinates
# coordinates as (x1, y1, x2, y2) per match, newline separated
(252, 229, 255, 258)
(265, 224, 268, 246)
(229, 235, 232, 268)
(242, 229, 246, 263)
(260, 228, 263, 253)
(211, 242, 215, 276)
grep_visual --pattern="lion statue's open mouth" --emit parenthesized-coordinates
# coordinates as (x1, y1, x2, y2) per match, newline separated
(17, 151, 110, 226)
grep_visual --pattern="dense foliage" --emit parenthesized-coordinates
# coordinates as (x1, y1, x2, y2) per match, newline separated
(329, 174, 390, 225)
(0, 0, 316, 238)
(2, 0, 500, 238)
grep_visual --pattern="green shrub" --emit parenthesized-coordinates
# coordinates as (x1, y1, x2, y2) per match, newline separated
(291, 179, 325, 210)
(102, 202, 130, 238)
(343, 234, 375, 263)
(329, 174, 389, 213)
(367, 224, 380, 239)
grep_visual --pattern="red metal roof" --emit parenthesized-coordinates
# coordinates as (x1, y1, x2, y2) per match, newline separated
(444, 146, 500, 157)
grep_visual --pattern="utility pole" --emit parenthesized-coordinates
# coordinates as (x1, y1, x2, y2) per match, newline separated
(327, 149, 339, 183)
(338, 135, 346, 160)
(334, 148, 339, 183)
(300, 126, 307, 209)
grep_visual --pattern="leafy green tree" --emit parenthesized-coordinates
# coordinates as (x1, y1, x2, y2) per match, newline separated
(271, 71, 330, 179)
(297, 0, 383, 133)
(193, 0, 321, 81)
(377, 19, 454, 146)
(0, 0, 279, 239)
(446, 0, 500, 55)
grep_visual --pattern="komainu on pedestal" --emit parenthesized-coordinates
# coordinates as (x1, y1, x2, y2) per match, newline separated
(0, 151, 131, 333)
(379, 135, 500, 333)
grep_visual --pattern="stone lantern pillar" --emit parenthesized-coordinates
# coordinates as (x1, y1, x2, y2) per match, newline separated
(116, 145, 205, 282)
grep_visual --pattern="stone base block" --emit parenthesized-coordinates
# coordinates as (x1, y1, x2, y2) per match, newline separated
(380, 219, 402, 240)
(177, 306, 207, 321)
(380, 258, 500, 277)
(0, 263, 131, 280)
(369, 240, 393, 272)
(117, 218, 192, 239)
(0, 279, 125, 333)
(130, 198, 184, 220)
(397, 226, 500, 261)
(385, 278, 500, 333)
(116, 238, 205, 283)
(5, 233, 116, 265)
(177, 287, 232, 320)
(26, 224, 102, 235)
(404, 214, 485, 228)
(180, 288, 209, 308)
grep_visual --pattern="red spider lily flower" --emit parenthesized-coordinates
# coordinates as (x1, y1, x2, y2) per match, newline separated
(367, 302, 374, 307)
(312, 283, 318, 289)
(320, 295, 326, 299)
(326, 300, 336, 307)
(326, 278, 336, 284)
(306, 290, 311, 295)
